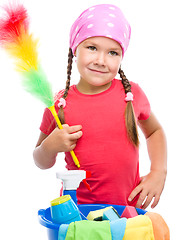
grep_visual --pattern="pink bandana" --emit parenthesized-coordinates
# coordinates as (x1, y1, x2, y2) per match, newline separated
(69, 4, 131, 57)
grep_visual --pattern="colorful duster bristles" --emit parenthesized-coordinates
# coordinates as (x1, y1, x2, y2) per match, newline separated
(0, 3, 54, 108)
(0, 3, 80, 168)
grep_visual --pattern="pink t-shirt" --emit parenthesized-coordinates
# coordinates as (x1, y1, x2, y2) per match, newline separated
(40, 79, 151, 206)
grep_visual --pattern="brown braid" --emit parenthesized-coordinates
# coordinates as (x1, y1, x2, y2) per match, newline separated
(119, 68, 131, 93)
(119, 67, 139, 147)
(63, 48, 74, 99)
(58, 48, 74, 124)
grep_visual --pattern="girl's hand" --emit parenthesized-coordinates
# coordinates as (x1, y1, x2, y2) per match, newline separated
(42, 124, 83, 154)
(128, 170, 167, 209)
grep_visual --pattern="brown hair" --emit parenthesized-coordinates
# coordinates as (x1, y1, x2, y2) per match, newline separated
(119, 67, 139, 147)
(58, 48, 74, 124)
(58, 48, 139, 146)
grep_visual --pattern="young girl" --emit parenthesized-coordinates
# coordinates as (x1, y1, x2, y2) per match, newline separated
(33, 4, 167, 209)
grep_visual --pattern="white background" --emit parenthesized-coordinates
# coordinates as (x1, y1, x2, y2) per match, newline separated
(0, 0, 177, 239)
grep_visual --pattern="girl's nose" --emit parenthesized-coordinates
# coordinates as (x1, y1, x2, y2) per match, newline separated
(94, 52, 106, 66)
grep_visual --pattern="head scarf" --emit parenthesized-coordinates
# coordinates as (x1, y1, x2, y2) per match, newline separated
(69, 4, 131, 57)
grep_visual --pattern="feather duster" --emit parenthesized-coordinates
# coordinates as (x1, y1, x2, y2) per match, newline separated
(0, 4, 54, 107)
(0, 3, 80, 168)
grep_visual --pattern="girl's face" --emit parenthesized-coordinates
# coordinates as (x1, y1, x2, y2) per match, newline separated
(75, 36, 122, 94)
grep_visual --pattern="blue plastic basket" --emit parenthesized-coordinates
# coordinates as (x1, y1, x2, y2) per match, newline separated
(38, 204, 146, 240)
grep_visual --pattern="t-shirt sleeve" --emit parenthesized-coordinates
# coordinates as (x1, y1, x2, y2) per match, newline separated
(40, 90, 64, 135)
(132, 82, 151, 121)
(40, 107, 56, 135)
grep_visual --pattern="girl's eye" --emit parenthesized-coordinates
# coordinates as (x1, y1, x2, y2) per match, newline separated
(109, 51, 119, 56)
(88, 46, 97, 51)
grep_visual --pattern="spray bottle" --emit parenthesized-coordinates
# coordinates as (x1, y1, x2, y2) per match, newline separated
(56, 170, 92, 204)
(50, 170, 91, 224)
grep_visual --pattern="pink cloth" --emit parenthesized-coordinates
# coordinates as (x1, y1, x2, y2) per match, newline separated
(40, 79, 151, 206)
(69, 4, 131, 56)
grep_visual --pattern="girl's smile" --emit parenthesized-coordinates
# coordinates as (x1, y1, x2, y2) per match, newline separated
(88, 68, 109, 74)
(75, 36, 122, 94)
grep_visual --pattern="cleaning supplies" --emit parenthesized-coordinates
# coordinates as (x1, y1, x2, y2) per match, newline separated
(56, 170, 91, 204)
(0, 3, 80, 168)
(50, 195, 82, 224)
(87, 206, 113, 221)
(120, 206, 138, 219)
(60, 220, 112, 240)
(103, 207, 121, 221)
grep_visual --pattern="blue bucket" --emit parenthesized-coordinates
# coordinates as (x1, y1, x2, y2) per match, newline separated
(38, 204, 146, 240)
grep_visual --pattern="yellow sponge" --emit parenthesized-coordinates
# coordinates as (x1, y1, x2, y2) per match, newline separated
(87, 207, 113, 221)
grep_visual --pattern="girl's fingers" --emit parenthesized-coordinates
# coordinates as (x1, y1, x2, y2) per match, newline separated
(69, 143, 77, 151)
(135, 191, 147, 208)
(128, 184, 142, 202)
(66, 125, 82, 134)
(151, 195, 160, 208)
(61, 124, 83, 140)
(69, 131, 83, 140)
(141, 193, 154, 209)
